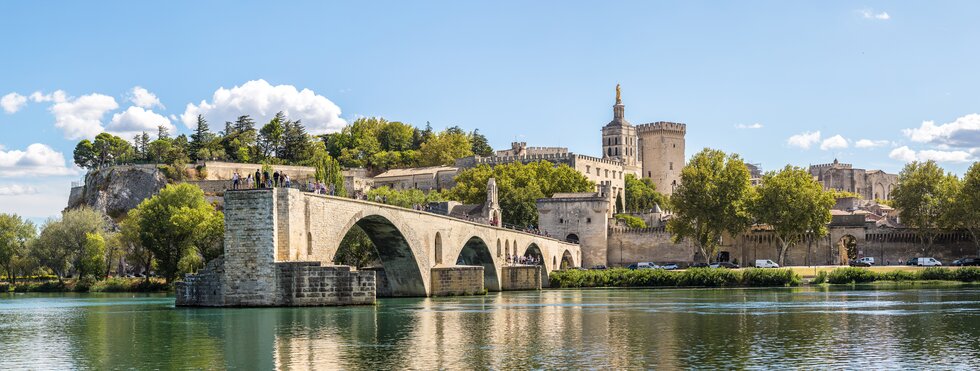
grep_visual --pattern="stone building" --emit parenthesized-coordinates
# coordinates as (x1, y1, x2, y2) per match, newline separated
(370, 166, 459, 192)
(536, 184, 612, 268)
(808, 159, 898, 200)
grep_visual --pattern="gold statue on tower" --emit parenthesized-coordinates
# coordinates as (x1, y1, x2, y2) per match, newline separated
(615, 83, 621, 104)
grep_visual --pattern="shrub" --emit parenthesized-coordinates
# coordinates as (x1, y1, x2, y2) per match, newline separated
(614, 214, 647, 228)
(827, 267, 877, 284)
(811, 271, 828, 284)
(678, 268, 740, 287)
(879, 270, 917, 281)
(741, 268, 801, 287)
(919, 267, 955, 281)
(73, 277, 97, 292)
(953, 267, 980, 282)
(0, 282, 9, 292)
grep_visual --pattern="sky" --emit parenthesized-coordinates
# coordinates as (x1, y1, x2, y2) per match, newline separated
(2, 1, 979, 221)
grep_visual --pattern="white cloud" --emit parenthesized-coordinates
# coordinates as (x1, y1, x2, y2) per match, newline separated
(1, 93, 28, 113)
(820, 135, 849, 150)
(889, 146, 918, 162)
(49, 93, 119, 140)
(0, 184, 38, 196)
(181, 79, 347, 134)
(787, 131, 821, 149)
(902, 113, 980, 148)
(854, 139, 890, 148)
(735, 123, 763, 129)
(860, 9, 890, 20)
(30, 90, 67, 103)
(0, 143, 76, 177)
(106, 106, 175, 139)
(129, 86, 163, 109)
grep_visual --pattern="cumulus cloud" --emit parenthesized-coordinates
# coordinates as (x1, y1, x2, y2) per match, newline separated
(735, 123, 763, 129)
(30, 90, 67, 103)
(820, 135, 849, 150)
(106, 106, 175, 139)
(902, 113, 980, 148)
(1, 93, 28, 113)
(889, 146, 917, 162)
(0, 184, 38, 196)
(888, 146, 974, 163)
(787, 131, 821, 149)
(49, 93, 119, 140)
(181, 79, 347, 134)
(860, 9, 890, 20)
(0, 143, 76, 177)
(129, 86, 163, 109)
(855, 139, 890, 148)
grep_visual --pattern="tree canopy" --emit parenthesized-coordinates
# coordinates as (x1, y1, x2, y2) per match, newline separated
(32, 208, 109, 281)
(624, 173, 670, 212)
(667, 148, 754, 263)
(751, 165, 835, 265)
(891, 160, 960, 254)
(955, 162, 980, 256)
(0, 213, 35, 284)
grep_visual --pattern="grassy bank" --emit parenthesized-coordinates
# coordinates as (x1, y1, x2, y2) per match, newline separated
(813, 267, 980, 284)
(549, 268, 802, 288)
(0, 277, 170, 293)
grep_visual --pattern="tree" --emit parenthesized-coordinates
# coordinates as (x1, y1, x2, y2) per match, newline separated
(367, 186, 446, 208)
(614, 214, 647, 228)
(280, 119, 312, 163)
(258, 112, 287, 159)
(32, 208, 109, 282)
(333, 225, 379, 268)
(470, 129, 494, 156)
(120, 211, 154, 282)
(223, 115, 258, 163)
(133, 183, 224, 283)
(189, 114, 212, 161)
(667, 148, 754, 263)
(158, 125, 170, 140)
(615, 193, 624, 214)
(624, 173, 670, 212)
(449, 161, 594, 226)
(413, 122, 435, 149)
(419, 128, 473, 166)
(751, 165, 835, 265)
(79, 232, 107, 279)
(311, 143, 347, 197)
(74, 133, 133, 169)
(891, 160, 960, 254)
(0, 213, 35, 284)
(379, 121, 415, 152)
(955, 162, 980, 257)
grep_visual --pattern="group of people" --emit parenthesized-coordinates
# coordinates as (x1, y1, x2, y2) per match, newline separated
(306, 180, 338, 195)
(231, 170, 292, 190)
(507, 254, 541, 266)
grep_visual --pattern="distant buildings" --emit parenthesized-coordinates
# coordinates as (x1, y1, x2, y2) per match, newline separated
(808, 159, 898, 200)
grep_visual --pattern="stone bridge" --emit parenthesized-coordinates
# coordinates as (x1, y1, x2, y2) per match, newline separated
(197, 188, 580, 305)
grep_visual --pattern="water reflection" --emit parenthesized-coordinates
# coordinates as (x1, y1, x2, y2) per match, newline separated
(2, 287, 980, 369)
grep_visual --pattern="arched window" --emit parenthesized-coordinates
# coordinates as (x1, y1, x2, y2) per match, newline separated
(505, 240, 510, 257)
(307, 232, 313, 256)
(497, 239, 502, 257)
(434, 232, 443, 265)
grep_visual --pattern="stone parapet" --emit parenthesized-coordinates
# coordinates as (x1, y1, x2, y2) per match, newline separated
(430, 266, 484, 296)
(276, 262, 375, 306)
(176, 257, 225, 306)
(501, 265, 541, 291)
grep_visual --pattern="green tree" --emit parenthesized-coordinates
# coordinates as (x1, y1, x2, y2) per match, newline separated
(311, 143, 347, 197)
(891, 160, 960, 254)
(449, 161, 594, 226)
(0, 213, 35, 284)
(470, 129, 494, 156)
(615, 193, 624, 214)
(120, 211, 154, 281)
(134, 183, 224, 282)
(74, 133, 134, 169)
(189, 114, 212, 161)
(667, 148, 754, 263)
(614, 214, 647, 228)
(624, 173, 670, 212)
(379, 121, 415, 152)
(280, 119, 312, 163)
(367, 186, 446, 208)
(419, 128, 473, 166)
(751, 165, 835, 265)
(79, 232, 107, 279)
(333, 226, 379, 268)
(955, 162, 980, 256)
(258, 112, 287, 160)
(32, 208, 108, 282)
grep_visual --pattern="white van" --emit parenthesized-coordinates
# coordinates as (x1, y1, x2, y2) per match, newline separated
(912, 257, 942, 266)
(754, 259, 779, 268)
(858, 257, 875, 265)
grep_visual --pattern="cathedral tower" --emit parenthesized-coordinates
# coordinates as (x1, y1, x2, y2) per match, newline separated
(601, 84, 641, 175)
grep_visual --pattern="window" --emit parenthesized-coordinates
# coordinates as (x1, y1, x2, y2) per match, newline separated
(586, 165, 591, 173)
(587, 217, 591, 223)
(648, 171, 651, 177)
(669, 162, 673, 170)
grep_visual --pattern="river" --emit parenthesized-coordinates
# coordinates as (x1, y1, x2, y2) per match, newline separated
(1, 287, 979, 369)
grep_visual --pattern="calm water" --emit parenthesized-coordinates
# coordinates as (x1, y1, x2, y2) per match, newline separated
(2, 287, 979, 370)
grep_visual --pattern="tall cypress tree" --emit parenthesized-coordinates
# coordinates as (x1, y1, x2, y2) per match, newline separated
(189, 114, 211, 162)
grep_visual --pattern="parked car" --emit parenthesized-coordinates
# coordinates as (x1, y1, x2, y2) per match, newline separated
(709, 262, 740, 269)
(660, 263, 679, 270)
(690, 263, 710, 268)
(848, 259, 871, 267)
(637, 262, 660, 269)
(907, 257, 942, 266)
(857, 257, 875, 266)
(591, 265, 608, 270)
(754, 259, 780, 268)
(952, 258, 980, 266)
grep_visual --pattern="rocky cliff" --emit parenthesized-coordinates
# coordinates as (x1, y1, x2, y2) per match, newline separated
(67, 165, 169, 218)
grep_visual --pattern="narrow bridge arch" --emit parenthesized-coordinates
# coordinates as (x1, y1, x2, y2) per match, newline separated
(560, 250, 574, 270)
(456, 236, 500, 291)
(343, 214, 427, 297)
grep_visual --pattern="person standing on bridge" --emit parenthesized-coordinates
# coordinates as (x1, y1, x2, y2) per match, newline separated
(262, 169, 270, 188)
(232, 172, 240, 190)
(255, 169, 262, 189)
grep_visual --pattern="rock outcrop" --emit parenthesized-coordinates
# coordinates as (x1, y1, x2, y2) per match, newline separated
(68, 165, 168, 218)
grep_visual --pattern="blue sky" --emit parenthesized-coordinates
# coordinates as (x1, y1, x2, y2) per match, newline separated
(2, 1, 979, 220)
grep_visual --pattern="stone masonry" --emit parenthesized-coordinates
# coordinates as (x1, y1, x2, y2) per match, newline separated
(501, 266, 542, 291)
(430, 266, 485, 296)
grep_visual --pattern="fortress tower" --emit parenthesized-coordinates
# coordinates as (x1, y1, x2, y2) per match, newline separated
(636, 121, 686, 195)
(601, 84, 641, 176)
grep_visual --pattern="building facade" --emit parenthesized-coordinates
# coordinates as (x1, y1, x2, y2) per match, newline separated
(808, 159, 899, 200)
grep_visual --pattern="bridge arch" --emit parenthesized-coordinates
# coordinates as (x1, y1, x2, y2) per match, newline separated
(456, 236, 500, 291)
(336, 214, 427, 297)
(560, 250, 574, 270)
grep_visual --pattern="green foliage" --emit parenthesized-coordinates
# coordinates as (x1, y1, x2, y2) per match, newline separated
(548, 267, 801, 288)
(419, 126, 473, 166)
(826, 267, 878, 284)
(751, 165, 835, 265)
(827, 189, 861, 200)
(79, 233, 107, 279)
(74, 133, 134, 169)
(32, 208, 109, 281)
(891, 160, 960, 252)
(0, 213, 35, 284)
(954, 267, 980, 282)
(470, 129, 494, 156)
(919, 267, 955, 280)
(954, 162, 980, 255)
(133, 183, 223, 282)
(333, 225, 380, 268)
(811, 271, 828, 284)
(367, 186, 446, 208)
(311, 143, 347, 196)
(667, 148, 754, 263)
(449, 161, 594, 227)
(820, 267, 980, 284)
(624, 173, 669, 212)
(258, 112, 287, 159)
(614, 214, 647, 228)
(879, 270, 917, 281)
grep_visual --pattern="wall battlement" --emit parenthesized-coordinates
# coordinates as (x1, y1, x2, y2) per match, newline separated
(636, 121, 687, 134)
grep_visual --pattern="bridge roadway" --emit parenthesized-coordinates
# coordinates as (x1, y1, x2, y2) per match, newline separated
(222, 188, 581, 299)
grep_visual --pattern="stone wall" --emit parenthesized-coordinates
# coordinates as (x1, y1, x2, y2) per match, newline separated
(606, 228, 697, 266)
(361, 267, 392, 297)
(176, 257, 225, 306)
(275, 262, 375, 306)
(501, 265, 541, 291)
(430, 266, 484, 296)
(221, 190, 280, 306)
(536, 196, 608, 269)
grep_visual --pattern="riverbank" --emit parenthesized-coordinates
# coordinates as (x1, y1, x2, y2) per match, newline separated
(813, 266, 980, 284)
(0, 277, 169, 293)
(549, 267, 802, 288)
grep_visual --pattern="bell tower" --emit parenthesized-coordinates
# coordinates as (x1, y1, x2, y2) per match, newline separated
(601, 84, 640, 174)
